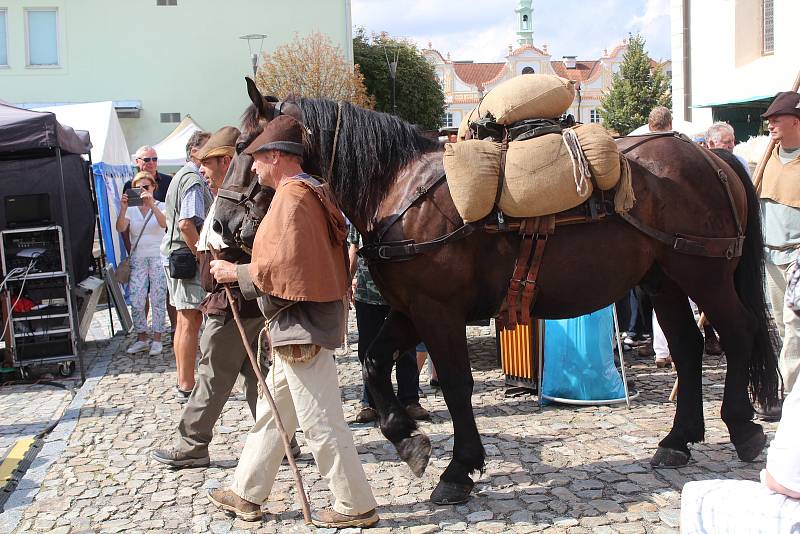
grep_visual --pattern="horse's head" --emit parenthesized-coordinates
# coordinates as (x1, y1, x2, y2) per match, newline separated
(244, 76, 304, 130)
(210, 112, 276, 255)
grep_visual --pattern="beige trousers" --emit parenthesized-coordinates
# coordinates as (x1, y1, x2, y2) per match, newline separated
(231, 347, 377, 515)
(766, 261, 800, 394)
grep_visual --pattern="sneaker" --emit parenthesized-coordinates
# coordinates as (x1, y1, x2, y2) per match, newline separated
(754, 399, 783, 422)
(126, 340, 149, 354)
(175, 387, 192, 403)
(149, 341, 163, 356)
(151, 448, 210, 468)
(207, 488, 262, 521)
(311, 508, 379, 528)
(655, 356, 673, 369)
(404, 402, 431, 421)
(354, 406, 377, 424)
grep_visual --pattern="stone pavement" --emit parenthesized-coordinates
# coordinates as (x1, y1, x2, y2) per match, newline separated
(3, 318, 777, 533)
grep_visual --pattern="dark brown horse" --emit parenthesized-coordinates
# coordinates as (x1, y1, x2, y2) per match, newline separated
(218, 79, 779, 505)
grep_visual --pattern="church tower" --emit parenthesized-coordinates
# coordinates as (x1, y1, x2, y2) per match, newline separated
(515, 0, 533, 46)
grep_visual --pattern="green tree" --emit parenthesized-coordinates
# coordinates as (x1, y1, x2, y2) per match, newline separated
(353, 28, 445, 131)
(599, 35, 671, 135)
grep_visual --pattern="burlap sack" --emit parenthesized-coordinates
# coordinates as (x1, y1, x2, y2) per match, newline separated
(574, 124, 620, 190)
(460, 75, 576, 137)
(443, 140, 501, 222)
(499, 133, 593, 218)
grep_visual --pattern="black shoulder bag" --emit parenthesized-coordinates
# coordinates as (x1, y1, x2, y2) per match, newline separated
(167, 173, 199, 279)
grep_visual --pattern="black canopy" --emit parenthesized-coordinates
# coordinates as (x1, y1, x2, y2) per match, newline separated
(0, 103, 91, 156)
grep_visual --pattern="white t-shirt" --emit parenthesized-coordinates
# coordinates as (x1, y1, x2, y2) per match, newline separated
(764, 386, 800, 494)
(126, 202, 166, 258)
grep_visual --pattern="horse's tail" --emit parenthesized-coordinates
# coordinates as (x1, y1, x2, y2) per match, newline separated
(712, 149, 781, 406)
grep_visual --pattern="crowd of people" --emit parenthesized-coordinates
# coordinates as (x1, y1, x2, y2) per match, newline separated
(113, 91, 800, 529)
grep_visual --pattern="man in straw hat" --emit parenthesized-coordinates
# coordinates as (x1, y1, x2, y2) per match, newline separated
(206, 115, 379, 527)
(758, 91, 800, 421)
(152, 126, 302, 468)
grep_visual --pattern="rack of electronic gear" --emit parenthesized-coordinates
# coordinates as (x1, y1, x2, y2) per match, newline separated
(0, 225, 78, 377)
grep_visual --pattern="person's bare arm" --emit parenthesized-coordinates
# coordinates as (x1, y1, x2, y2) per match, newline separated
(765, 470, 800, 499)
(178, 219, 200, 256)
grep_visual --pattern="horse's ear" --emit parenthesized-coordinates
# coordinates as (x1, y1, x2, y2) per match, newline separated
(245, 77, 266, 116)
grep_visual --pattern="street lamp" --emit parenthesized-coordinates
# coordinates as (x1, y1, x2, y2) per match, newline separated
(383, 44, 400, 115)
(240, 34, 268, 77)
(575, 82, 582, 123)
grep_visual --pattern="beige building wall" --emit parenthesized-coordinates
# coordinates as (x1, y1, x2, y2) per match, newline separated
(671, 0, 798, 125)
(0, 0, 352, 157)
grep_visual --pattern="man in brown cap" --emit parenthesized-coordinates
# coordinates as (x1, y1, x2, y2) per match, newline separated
(151, 125, 303, 468)
(758, 91, 800, 420)
(205, 115, 379, 527)
(198, 126, 240, 196)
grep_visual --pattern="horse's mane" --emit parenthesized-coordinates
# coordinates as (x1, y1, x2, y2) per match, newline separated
(243, 98, 438, 225)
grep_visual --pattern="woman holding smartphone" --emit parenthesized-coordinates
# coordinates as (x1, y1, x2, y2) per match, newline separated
(116, 171, 168, 355)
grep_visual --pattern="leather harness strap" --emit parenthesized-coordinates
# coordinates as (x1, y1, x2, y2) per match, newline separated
(374, 173, 447, 243)
(499, 214, 555, 329)
(618, 211, 744, 258)
(617, 132, 745, 259)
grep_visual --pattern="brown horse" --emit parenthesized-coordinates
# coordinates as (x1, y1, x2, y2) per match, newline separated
(219, 79, 779, 505)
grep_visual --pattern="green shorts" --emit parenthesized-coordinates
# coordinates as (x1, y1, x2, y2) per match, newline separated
(164, 267, 206, 310)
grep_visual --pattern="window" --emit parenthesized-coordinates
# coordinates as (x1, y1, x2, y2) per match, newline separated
(0, 10, 7, 66)
(160, 112, 181, 123)
(157, 0, 178, 5)
(521, 66, 535, 75)
(762, 0, 774, 54)
(522, 14, 529, 31)
(441, 113, 453, 128)
(590, 109, 601, 124)
(26, 9, 59, 66)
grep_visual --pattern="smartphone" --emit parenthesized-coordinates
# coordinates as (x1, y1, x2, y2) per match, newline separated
(127, 187, 143, 207)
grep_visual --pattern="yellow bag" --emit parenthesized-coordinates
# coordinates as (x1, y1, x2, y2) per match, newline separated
(499, 134, 592, 218)
(443, 140, 501, 222)
(574, 124, 620, 190)
(458, 75, 576, 141)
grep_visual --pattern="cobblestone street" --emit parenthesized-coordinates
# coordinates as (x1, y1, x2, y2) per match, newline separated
(1, 320, 776, 533)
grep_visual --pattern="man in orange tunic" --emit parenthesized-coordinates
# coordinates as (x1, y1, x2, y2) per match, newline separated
(206, 116, 379, 528)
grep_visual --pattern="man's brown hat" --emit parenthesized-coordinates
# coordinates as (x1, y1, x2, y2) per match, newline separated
(198, 126, 241, 160)
(762, 91, 800, 120)
(243, 115, 305, 156)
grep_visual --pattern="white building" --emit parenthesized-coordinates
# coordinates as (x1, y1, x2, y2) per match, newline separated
(671, 0, 799, 139)
(0, 0, 353, 156)
(423, 0, 669, 130)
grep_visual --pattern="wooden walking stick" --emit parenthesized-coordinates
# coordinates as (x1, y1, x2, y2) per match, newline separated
(209, 247, 312, 525)
(752, 69, 800, 194)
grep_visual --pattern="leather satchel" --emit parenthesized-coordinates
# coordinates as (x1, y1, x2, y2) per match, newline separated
(116, 210, 153, 284)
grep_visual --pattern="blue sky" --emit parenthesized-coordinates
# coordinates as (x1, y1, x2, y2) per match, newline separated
(351, 0, 671, 62)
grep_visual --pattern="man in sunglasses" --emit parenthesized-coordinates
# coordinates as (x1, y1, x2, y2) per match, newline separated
(125, 146, 173, 202)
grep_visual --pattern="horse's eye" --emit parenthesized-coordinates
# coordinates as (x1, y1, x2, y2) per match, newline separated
(235, 142, 247, 155)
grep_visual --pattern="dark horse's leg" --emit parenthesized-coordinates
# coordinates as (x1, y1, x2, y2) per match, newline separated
(363, 310, 432, 477)
(650, 279, 705, 467)
(413, 303, 484, 505)
(689, 280, 766, 462)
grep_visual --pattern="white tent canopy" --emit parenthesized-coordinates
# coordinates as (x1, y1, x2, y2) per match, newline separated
(147, 116, 204, 166)
(32, 101, 131, 165)
(629, 118, 710, 138)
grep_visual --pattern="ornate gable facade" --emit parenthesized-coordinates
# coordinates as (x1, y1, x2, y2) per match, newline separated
(423, 41, 636, 129)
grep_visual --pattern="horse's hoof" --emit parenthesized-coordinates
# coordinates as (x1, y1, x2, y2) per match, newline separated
(396, 433, 431, 477)
(430, 480, 474, 505)
(650, 446, 691, 468)
(734, 429, 767, 463)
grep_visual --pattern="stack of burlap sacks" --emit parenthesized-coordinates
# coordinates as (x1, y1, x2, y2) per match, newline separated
(444, 74, 631, 223)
